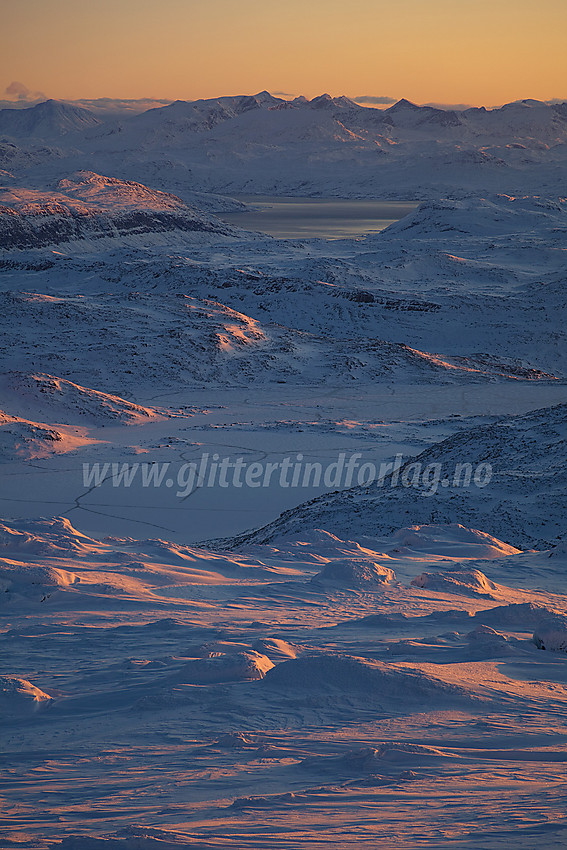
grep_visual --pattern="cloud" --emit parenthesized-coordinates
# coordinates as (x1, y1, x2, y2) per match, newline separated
(422, 102, 472, 111)
(71, 97, 174, 114)
(4, 81, 47, 102)
(353, 95, 397, 105)
(270, 90, 296, 98)
(6, 81, 29, 100)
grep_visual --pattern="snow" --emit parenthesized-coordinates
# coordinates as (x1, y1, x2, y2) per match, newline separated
(311, 558, 396, 588)
(263, 653, 470, 704)
(0, 371, 164, 424)
(177, 651, 274, 683)
(227, 403, 567, 550)
(0, 406, 99, 459)
(1, 90, 567, 849)
(410, 568, 499, 598)
(0, 99, 101, 138)
(533, 627, 567, 652)
(0, 676, 53, 718)
(1, 513, 567, 847)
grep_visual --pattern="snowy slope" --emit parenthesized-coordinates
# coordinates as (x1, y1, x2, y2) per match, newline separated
(0, 408, 97, 460)
(0, 286, 556, 394)
(219, 403, 567, 550)
(0, 171, 237, 250)
(0, 99, 101, 138)
(1, 192, 563, 384)
(0, 372, 164, 424)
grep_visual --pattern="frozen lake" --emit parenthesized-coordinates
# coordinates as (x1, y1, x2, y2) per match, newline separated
(217, 196, 418, 239)
(2, 382, 565, 545)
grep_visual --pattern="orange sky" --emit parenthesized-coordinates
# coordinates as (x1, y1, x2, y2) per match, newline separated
(1, 0, 566, 106)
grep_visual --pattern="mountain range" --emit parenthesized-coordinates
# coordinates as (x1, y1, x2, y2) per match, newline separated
(1, 94, 567, 198)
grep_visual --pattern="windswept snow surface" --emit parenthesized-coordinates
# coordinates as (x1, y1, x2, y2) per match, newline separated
(2, 519, 567, 849)
(1, 93, 567, 849)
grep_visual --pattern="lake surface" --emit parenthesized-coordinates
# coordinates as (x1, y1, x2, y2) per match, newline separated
(218, 196, 418, 239)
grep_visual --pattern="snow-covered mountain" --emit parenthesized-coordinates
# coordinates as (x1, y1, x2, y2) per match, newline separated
(1, 94, 567, 199)
(106, 93, 567, 147)
(96, 94, 567, 198)
(0, 99, 101, 138)
(0, 171, 236, 249)
(128, 90, 283, 136)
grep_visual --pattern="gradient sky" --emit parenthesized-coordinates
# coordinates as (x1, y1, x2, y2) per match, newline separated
(1, 0, 566, 106)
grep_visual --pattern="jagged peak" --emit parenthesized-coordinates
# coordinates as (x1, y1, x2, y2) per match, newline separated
(253, 90, 278, 101)
(310, 93, 333, 104)
(308, 93, 358, 109)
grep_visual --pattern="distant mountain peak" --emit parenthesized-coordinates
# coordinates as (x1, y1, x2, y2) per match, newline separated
(30, 99, 94, 116)
(309, 93, 358, 109)
(0, 98, 100, 138)
(310, 93, 333, 105)
(388, 98, 421, 111)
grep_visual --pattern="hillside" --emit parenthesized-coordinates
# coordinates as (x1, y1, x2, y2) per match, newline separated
(0, 171, 237, 250)
(216, 403, 567, 550)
